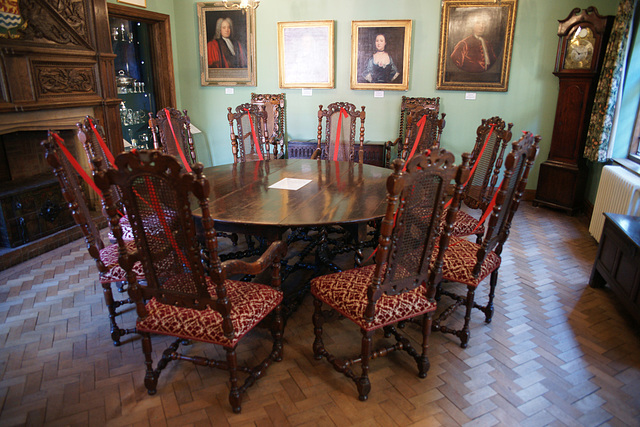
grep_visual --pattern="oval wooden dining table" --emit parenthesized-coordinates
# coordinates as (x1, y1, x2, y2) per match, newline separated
(193, 159, 390, 244)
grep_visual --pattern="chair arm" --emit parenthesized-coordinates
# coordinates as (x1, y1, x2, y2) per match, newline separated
(386, 137, 401, 148)
(221, 240, 287, 276)
(311, 148, 321, 160)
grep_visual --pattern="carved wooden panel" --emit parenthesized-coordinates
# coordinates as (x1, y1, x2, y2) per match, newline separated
(17, 0, 93, 49)
(35, 63, 96, 96)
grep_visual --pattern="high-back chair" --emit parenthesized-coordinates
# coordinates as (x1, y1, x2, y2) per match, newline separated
(93, 150, 287, 413)
(42, 131, 144, 346)
(399, 108, 446, 162)
(251, 93, 285, 159)
(449, 116, 513, 242)
(149, 108, 197, 169)
(77, 116, 134, 241)
(312, 102, 366, 163)
(310, 148, 470, 401)
(386, 96, 441, 167)
(433, 132, 541, 348)
(228, 103, 271, 163)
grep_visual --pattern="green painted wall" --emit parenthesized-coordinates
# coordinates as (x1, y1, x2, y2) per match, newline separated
(114, 0, 619, 192)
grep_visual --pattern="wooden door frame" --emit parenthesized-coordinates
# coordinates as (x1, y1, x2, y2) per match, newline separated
(107, 4, 176, 110)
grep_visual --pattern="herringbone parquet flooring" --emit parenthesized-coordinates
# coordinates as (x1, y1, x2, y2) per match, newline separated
(1, 202, 639, 426)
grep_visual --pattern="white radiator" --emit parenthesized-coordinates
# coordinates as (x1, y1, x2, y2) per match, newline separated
(589, 165, 640, 242)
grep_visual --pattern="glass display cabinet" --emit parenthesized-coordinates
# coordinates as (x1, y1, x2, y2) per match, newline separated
(110, 16, 156, 150)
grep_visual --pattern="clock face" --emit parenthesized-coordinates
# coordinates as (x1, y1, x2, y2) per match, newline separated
(563, 26, 595, 70)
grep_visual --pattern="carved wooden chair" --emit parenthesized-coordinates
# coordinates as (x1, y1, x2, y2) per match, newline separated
(447, 116, 514, 242)
(386, 96, 441, 167)
(149, 108, 197, 169)
(312, 102, 366, 163)
(93, 150, 287, 413)
(251, 93, 285, 159)
(228, 103, 271, 163)
(77, 115, 135, 241)
(433, 132, 541, 348)
(42, 131, 144, 346)
(311, 149, 470, 401)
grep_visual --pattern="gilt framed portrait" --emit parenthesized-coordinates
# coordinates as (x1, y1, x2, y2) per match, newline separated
(277, 21, 335, 89)
(197, 2, 256, 86)
(351, 20, 412, 91)
(437, 0, 518, 92)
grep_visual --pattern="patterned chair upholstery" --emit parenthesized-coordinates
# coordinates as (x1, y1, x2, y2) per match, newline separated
(93, 150, 287, 414)
(311, 149, 470, 401)
(312, 102, 366, 163)
(446, 116, 514, 242)
(433, 132, 541, 349)
(42, 132, 144, 346)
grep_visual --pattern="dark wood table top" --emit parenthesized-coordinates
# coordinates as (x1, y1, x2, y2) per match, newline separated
(194, 159, 389, 239)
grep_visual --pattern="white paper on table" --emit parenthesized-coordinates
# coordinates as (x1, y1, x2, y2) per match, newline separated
(269, 178, 312, 190)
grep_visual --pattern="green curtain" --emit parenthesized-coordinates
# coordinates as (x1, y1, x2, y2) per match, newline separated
(584, 0, 636, 162)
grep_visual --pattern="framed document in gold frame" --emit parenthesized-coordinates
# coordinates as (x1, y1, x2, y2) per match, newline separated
(277, 21, 335, 89)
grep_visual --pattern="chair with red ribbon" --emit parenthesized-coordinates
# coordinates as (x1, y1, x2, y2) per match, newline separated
(149, 108, 197, 172)
(42, 131, 144, 347)
(432, 132, 541, 349)
(398, 108, 445, 165)
(385, 96, 440, 168)
(251, 93, 285, 159)
(228, 103, 271, 163)
(444, 116, 514, 243)
(310, 149, 469, 401)
(312, 102, 366, 163)
(77, 116, 134, 242)
(93, 149, 287, 414)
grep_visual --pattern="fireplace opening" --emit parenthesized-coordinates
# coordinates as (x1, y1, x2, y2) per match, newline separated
(0, 129, 98, 249)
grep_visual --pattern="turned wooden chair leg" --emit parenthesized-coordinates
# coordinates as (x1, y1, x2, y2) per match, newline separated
(312, 297, 326, 360)
(418, 312, 432, 378)
(142, 333, 158, 395)
(271, 304, 284, 362)
(357, 329, 373, 401)
(460, 286, 475, 348)
(102, 282, 124, 346)
(484, 271, 498, 323)
(226, 346, 242, 413)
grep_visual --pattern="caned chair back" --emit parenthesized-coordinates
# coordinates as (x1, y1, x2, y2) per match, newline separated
(228, 103, 270, 163)
(77, 116, 125, 213)
(42, 132, 105, 258)
(365, 149, 469, 320)
(95, 150, 222, 313)
(472, 132, 540, 276)
(149, 108, 197, 166)
(462, 116, 513, 211)
(251, 93, 285, 158)
(315, 102, 366, 163)
(400, 108, 445, 163)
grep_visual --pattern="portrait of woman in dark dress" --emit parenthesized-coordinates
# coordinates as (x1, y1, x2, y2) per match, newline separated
(207, 17, 247, 69)
(361, 33, 399, 83)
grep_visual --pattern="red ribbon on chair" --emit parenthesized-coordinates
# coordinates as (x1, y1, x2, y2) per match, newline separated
(144, 176, 190, 266)
(442, 123, 497, 210)
(164, 108, 193, 172)
(470, 177, 504, 233)
(402, 115, 427, 172)
(52, 132, 103, 198)
(87, 117, 117, 168)
(244, 108, 264, 161)
(333, 107, 349, 161)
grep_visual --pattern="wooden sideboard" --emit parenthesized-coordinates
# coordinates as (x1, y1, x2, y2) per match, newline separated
(589, 213, 640, 324)
(287, 140, 386, 167)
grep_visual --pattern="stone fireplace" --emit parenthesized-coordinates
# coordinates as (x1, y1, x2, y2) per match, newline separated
(0, 107, 103, 267)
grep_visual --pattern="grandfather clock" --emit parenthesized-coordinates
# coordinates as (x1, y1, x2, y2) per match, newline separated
(533, 7, 613, 214)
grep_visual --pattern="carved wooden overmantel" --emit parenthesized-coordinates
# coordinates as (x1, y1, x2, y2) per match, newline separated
(0, 0, 123, 153)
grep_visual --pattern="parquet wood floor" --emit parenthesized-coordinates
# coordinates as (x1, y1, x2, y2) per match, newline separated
(1, 202, 639, 426)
